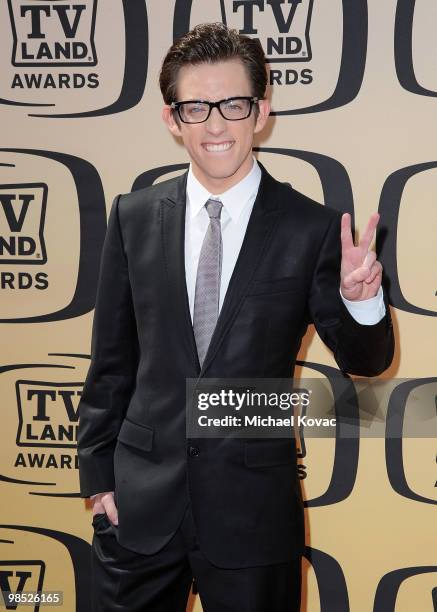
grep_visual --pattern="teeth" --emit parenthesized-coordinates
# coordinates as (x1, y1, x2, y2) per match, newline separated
(204, 142, 233, 152)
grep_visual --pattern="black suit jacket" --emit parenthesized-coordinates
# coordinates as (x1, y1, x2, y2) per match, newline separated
(78, 163, 394, 567)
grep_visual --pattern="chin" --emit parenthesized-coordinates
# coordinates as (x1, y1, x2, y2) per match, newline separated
(207, 161, 241, 178)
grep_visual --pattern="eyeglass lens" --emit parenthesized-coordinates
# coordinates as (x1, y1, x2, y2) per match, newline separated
(179, 98, 252, 123)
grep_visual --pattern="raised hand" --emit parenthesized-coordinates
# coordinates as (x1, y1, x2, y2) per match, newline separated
(340, 212, 383, 301)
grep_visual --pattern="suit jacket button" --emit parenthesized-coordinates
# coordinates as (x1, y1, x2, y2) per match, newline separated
(188, 446, 200, 457)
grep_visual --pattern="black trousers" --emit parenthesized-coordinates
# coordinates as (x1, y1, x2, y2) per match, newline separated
(91, 504, 302, 612)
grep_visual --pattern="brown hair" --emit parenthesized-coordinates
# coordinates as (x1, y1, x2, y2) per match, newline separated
(159, 22, 267, 104)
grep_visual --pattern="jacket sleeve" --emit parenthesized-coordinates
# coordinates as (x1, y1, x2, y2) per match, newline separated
(77, 194, 139, 497)
(308, 212, 394, 376)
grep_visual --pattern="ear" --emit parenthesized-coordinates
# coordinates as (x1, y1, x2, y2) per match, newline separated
(253, 98, 271, 134)
(162, 105, 182, 137)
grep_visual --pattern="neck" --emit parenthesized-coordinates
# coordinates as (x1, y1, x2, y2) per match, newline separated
(191, 157, 254, 195)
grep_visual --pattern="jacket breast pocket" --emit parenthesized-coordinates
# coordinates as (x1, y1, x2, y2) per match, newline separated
(117, 417, 154, 452)
(244, 439, 296, 468)
(246, 276, 304, 297)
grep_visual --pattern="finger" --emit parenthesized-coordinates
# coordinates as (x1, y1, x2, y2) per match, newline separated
(364, 260, 383, 285)
(340, 213, 354, 251)
(360, 212, 379, 251)
(102, 494, 118, 526)
(342, 265, 372, 289)
(92, 500, 105, 516)
(363, 250, 376, 270)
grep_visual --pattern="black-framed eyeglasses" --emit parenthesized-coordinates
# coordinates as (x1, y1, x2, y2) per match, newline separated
(170, 96, 259, 124)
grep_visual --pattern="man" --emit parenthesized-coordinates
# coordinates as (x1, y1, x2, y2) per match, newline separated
(78, 23, 394, 612)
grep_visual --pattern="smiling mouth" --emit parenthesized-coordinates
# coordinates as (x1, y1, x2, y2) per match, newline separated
(203, 141, 234, 152)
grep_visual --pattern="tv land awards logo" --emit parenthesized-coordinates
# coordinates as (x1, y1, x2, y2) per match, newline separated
(230, 0, 314, 65)
(0, 355, 88, 495)
(0, 183, 48, 294)
(0, 561, 44, 611)
(173, 0, 368, 114)
(0, 527, 92, 612)
(1, 1, 148, 117)
(16, 381, 81, 452)
(8, 0, 98, 67)
(0, 180, 50, 296)
(12, 376, 81, 473)
(7, 0, 97, 92)
(0, 148, 106, 323)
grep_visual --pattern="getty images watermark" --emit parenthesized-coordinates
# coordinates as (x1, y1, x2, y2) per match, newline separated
(186, 378, 437, 439)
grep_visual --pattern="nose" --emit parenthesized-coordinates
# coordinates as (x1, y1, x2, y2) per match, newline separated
(205, 106, 226, 135)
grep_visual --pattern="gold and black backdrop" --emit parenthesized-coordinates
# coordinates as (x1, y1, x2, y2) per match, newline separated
(0, 1, 436, 610)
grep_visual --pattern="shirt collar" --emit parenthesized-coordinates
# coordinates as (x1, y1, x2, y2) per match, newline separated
(186, 158, 261, 222)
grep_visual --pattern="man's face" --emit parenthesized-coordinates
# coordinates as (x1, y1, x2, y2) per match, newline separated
(162, 59, 270, 193)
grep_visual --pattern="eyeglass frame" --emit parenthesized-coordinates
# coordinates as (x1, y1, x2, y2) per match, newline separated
(170, 96, 259, 123)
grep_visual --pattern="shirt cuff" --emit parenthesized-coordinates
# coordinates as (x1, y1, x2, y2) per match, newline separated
(340, 286, 386, 325)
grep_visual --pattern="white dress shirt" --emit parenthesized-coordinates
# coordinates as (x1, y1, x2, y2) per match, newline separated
(185, 159, 385, 325)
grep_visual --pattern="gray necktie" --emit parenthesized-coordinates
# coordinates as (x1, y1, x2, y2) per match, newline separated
(193, 198, 223, 366)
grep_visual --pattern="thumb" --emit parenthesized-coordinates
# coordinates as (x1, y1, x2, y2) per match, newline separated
(102, 492, 118, 526)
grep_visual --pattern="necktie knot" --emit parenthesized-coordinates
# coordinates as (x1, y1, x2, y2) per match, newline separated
(205, 198, 223, 219)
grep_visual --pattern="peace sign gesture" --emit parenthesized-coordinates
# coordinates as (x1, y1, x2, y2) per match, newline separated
(340, 212, 383, 301)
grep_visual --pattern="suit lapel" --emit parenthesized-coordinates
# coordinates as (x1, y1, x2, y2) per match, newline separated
(160, 171, 200, 374)
(159, 164, 285, 377)
(200, 164, 283, 375)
